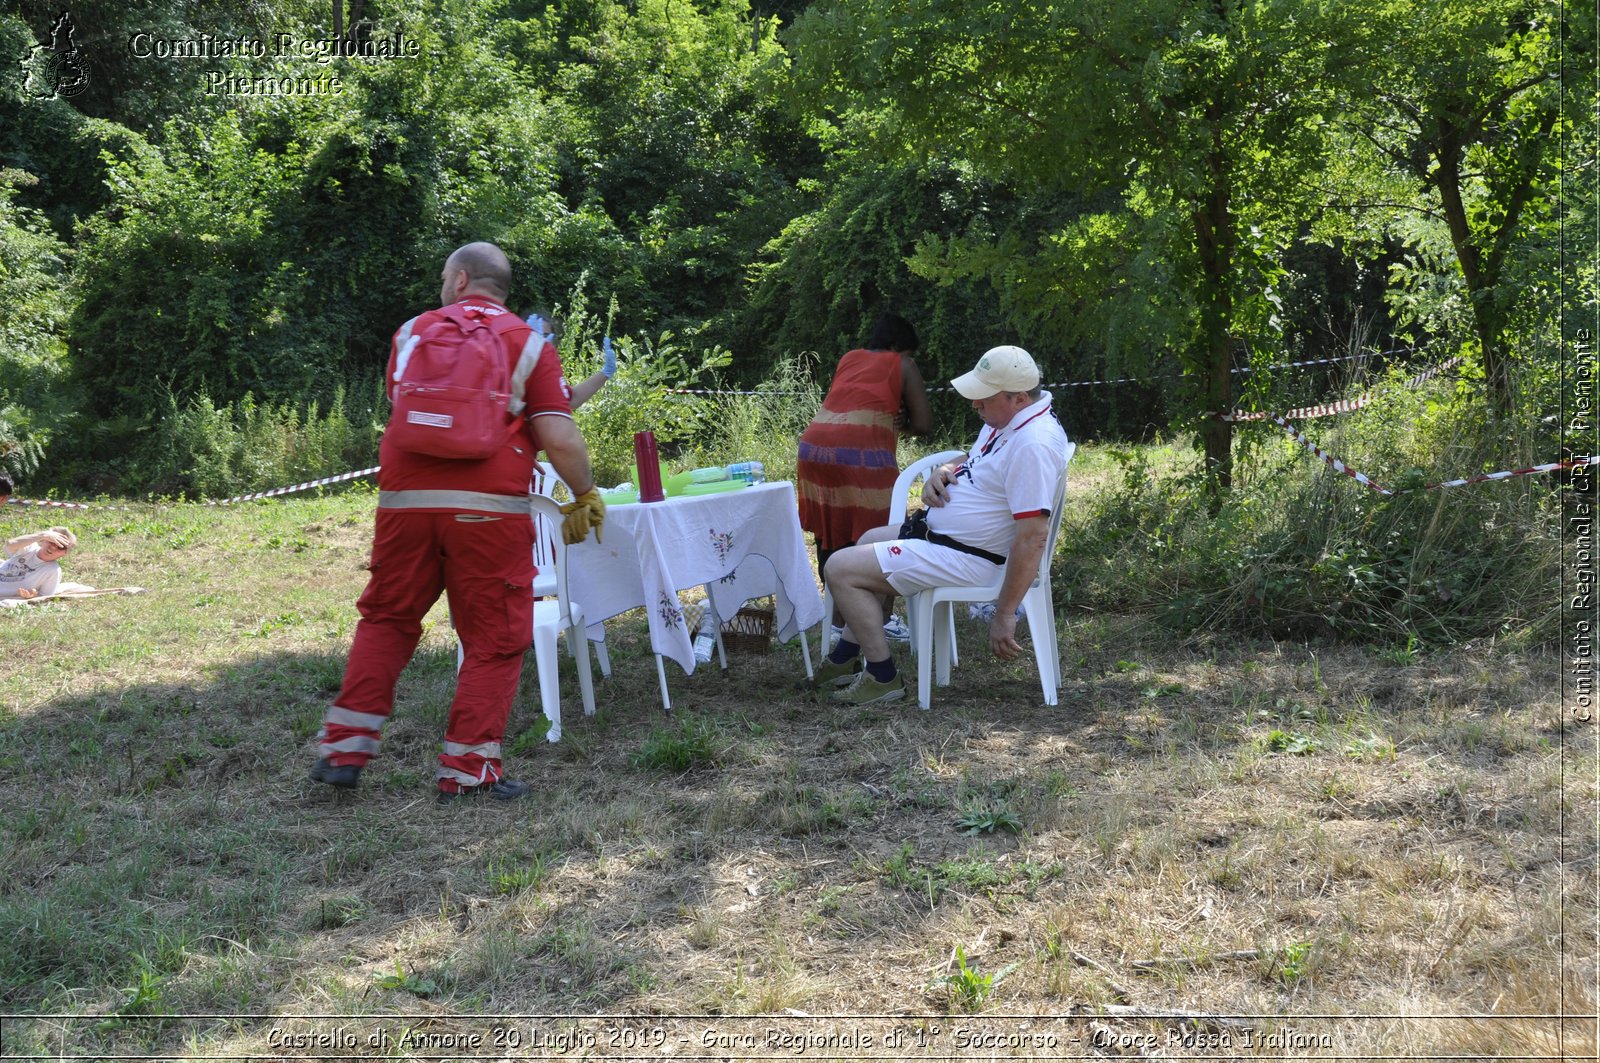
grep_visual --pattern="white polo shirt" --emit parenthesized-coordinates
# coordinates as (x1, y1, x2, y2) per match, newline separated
(926, 391, 1070, 558)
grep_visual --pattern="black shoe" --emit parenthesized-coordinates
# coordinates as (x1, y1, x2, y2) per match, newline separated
(310, 757, 361, 789)
(436, 778, 529, 804)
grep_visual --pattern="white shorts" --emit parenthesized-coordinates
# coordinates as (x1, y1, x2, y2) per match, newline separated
(873, 538, 1004, 596)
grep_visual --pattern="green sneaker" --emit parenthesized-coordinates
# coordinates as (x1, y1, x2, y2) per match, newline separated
(810, 656, 863, 689)
(830, 668, 906, 706)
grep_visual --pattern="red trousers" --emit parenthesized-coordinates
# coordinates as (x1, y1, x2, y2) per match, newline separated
(320, 508, 534, 792)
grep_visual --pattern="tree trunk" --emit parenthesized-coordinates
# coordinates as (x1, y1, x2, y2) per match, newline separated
(1429, 122, 1513, 418)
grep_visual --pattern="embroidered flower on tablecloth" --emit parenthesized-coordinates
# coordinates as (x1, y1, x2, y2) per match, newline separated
(708, 529, 735, 565)
(658, 593, 684, 628)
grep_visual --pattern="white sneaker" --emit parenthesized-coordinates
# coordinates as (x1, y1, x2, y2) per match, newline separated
(883, 614, 911, 643)
(968, 602, 1025, 624)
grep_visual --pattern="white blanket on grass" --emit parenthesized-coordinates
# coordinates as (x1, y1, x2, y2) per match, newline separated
(0, 582, 146, 608)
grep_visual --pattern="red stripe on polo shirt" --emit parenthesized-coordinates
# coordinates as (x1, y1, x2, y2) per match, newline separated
(1013, 509, 1048, 520)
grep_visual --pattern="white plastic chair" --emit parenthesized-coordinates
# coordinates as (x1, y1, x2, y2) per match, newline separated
(524, 493, 597, 741)
(453, 484, 602, 743)
(907, 441, 1076, 710)
(531, 469, 612, 680)
(817, 449, 966, 663)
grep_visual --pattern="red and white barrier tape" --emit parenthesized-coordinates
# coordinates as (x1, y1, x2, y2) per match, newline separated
(1271, 416, 1396, 494)
(1270, 413, 1595, 496)
(200, 466, 379, 507)
(6, 466, 379, 512)
(1212, 357, 1462, 423)
(667, 345, 1433, 397)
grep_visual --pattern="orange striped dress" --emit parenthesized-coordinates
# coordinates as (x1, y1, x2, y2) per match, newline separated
(796, 349, 905, 551)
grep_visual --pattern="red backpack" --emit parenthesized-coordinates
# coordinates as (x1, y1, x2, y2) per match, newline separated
(386, 305, 528, 460)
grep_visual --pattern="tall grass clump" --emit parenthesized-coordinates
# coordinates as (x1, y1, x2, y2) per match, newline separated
(1062, 363, 1561, 648)
(130, 374, 386, 498)
(681, 352, 824, 481)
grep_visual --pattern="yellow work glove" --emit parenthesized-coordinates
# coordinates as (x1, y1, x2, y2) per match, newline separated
(560, 487, 607, 545)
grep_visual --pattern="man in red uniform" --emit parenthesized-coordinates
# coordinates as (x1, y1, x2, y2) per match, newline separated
(311, 242, 605, 802)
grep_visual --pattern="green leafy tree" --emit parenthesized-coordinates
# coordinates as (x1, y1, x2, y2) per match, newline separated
(493, 0, 812, 337)
(1346, 0, 1565, 418)
(61, 2, 598, 485)
(0, 168, 75, 478)
(792, 0, 1356, 493)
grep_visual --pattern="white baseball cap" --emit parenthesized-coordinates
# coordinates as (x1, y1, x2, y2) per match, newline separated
(951, 345, 1041, 399)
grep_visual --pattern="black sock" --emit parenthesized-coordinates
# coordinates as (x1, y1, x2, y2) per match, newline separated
(866, 656, 896, 682)
(829, 638, 860, 665)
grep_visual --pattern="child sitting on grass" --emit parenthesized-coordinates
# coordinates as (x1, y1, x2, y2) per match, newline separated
(1, 526, 76, 600)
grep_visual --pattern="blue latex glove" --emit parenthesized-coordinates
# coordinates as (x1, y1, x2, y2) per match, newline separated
(601, 336, 617, 378)
(526, 313, 556, 346)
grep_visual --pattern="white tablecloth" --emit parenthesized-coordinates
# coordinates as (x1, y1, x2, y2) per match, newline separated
(567, 481, 824, 673)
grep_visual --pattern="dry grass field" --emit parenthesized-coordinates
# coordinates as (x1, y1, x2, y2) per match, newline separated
(0, 457, 1593, 1061)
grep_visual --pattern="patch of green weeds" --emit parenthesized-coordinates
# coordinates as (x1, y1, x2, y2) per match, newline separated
(956, 804, 1024, 836)
(506, 714, 553, 756)
(1343, 731, 1395, 761)
(932, 945, 1017, 1011)
(631, 715, 720, 772)
(1258, 729, 1318, 755)
(1275, 941, 1314, 986)
(312, 896, 366, 929)
(96, 963, 165, 1034)
(489, 852, 551, 895)
(935, 855, 1006, 894)
(1381, 634, 1423, 666)
(375, 961, 438, 998)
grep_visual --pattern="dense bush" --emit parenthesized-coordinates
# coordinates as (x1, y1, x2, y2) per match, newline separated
(0, 169, 75, 481)
(1062, 367, 1561, 648)
(127, 378, 386, 499)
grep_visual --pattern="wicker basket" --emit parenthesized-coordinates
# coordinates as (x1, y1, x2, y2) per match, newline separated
(719, 602, 775, 654)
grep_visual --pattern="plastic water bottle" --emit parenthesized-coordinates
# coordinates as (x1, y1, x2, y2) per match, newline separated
(692, 610, 717, 663)
(726, 461, 766, 484)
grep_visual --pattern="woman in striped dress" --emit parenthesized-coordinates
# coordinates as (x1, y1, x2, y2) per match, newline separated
(797, 313, 933, 635)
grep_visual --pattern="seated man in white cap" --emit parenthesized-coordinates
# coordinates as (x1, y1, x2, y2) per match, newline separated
(816, 346, 1071, 705)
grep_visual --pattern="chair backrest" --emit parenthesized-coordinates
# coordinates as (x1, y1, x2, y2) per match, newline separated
(889, 449, 968, 525)
(529, 494, 575, 614)
(1036, 441, 1077, 583)
(529, 469, 571, 590)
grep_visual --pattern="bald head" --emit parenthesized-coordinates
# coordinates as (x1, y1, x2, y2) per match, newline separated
(440, 242, 512, 305)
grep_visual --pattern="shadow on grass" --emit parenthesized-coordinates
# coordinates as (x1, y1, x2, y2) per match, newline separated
(0, 610, 1579, 1057)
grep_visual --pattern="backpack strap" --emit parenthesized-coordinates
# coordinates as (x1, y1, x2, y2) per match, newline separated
(506, 331, 544, 418)
(390, 315, 424, 401)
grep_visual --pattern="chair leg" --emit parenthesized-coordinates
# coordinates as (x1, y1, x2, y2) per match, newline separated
(912, 593, 934, 711)
(947, 605, 960, 669)
(568, 618, 596, 718)
(532, 627, 562, 743)
(1033, 592, 1061, 705)
(592, 634, 612, 679)
(818, 585, 835, 663)
(935, 601, 955, 687)
(455, 639, 464, 675)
